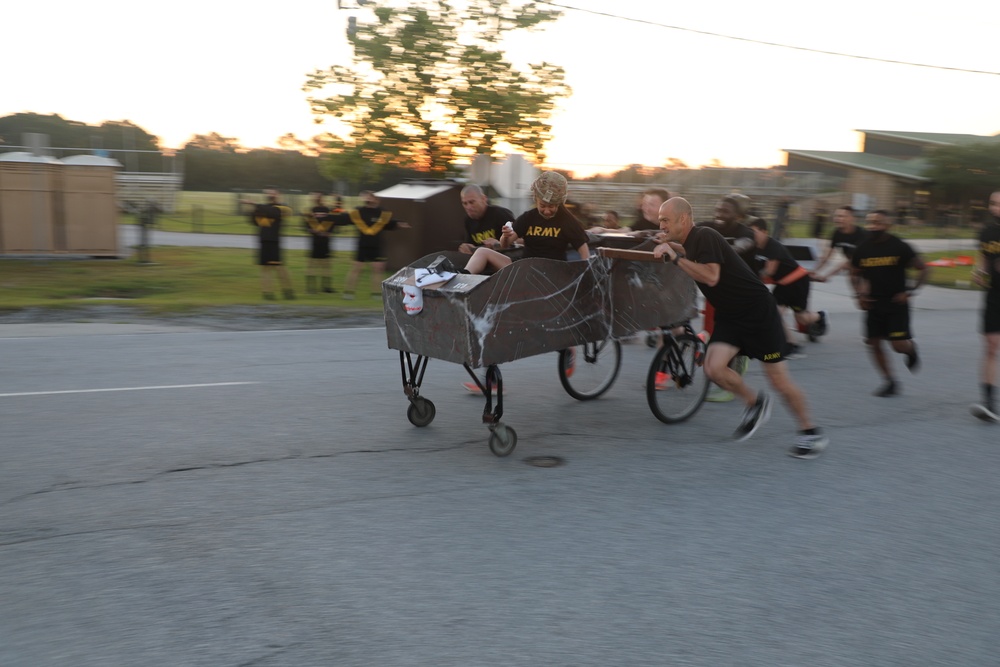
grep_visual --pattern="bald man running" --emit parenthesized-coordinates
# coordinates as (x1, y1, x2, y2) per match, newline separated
(652, 197, 828, 459)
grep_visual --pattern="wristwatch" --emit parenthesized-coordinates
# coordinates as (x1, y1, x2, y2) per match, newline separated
(672, 253, 685, 265)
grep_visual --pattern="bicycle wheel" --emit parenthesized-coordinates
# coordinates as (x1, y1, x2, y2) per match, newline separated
(646, 333, 709, 423)
(557, 339, 622, 401)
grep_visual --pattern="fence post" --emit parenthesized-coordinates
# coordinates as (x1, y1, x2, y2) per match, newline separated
(192, 204, 203, 233)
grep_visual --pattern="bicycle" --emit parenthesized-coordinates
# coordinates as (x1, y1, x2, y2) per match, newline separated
(645, 323, 710, 423)
(557, 339, 623, 401)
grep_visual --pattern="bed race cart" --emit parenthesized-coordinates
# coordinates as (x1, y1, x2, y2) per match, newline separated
(382, 239, 709, 457)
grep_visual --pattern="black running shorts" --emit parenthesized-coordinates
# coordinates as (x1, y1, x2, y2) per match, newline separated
(865, 300, 911, 340)
(356, 244, 385, 263)
(710, 298, 788, 363)
(772, 278, 810, 313)
(983, 294, 1000, 334)
(258, 242, 282, 266)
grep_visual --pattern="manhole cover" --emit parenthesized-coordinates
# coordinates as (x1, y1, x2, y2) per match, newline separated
(523, 456, 565, 468)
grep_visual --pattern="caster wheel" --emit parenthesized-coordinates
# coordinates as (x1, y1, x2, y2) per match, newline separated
(407, 397, 436, 427)
(488, 424, 518, 457)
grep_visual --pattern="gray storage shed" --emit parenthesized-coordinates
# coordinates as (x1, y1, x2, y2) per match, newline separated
(375, 179, 465, 271)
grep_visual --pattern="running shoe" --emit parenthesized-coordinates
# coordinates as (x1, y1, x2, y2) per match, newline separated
(874, 380, 898, 397)
(706, 387, 735, 402)
(970, 404, 1000, 423)
(785, 344, 806, 360)
(463, 381, 502, 395)
(816, 311, 828, 336)
(788, 432, 829, 459)
(654, 371, 671, 390)
(564, 348, 576, 378)
(905, 343, 920, 373)
(734, 391, 771, 441)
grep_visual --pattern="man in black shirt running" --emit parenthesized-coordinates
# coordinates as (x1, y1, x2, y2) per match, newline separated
(653, 197, 827, 459)
(850, 210, 928, 397)
(970, 190, 1000, 422)
(811, 205, 866, 283)
(749, 218, 827, 355)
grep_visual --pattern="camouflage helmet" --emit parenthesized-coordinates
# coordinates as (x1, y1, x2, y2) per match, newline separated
(531, 171, 568, 205)
(727, 193, 752, 217)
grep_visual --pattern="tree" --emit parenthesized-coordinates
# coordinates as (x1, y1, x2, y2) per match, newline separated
(316, 136, 387, 193)
(182, 132, 243, 153)
(304, 0, 570, 176)
(93, 120, 160, 152)
(924, 141, 1000, 208)
(0, 113, 159, 152)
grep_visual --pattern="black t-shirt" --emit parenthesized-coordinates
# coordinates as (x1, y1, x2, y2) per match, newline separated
(333, 206, 399, 250)
(466, 205, 514, 246)
(851, 234, 917, 300)
(251, 203, 283, 244)
(683, 226, 773, 317)
(756, 237, 801, 282)
(512, 206, 589, 261)
(307, 205, 333, 235)
(830, 226, 866, 260)
(979, 218, 1000, 299)
(696, 219, 758, 271)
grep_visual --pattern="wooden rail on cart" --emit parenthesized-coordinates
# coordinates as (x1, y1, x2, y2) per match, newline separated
(597, 247, 667, 262)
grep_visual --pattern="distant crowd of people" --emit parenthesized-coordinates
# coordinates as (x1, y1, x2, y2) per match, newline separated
(242, 188, 408, 301)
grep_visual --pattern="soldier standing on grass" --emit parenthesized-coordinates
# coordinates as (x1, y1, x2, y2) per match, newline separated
(303, 192, 336, 294)
(333, 191, 409, 300)
(243, 186, 295, 301)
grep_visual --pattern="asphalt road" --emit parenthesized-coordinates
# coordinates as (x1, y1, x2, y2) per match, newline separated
(1, 277, 998, 666)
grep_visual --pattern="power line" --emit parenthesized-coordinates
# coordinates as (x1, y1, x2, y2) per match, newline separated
(540, 1, 1000, 76)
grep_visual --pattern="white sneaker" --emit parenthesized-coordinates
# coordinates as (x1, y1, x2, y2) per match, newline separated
(734, 391, 771, 441)
(788, 433, 829, 459)
(970, 404, 1000, 423)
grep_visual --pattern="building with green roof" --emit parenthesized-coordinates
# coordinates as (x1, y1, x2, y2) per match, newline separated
(784, 129, 999, 220)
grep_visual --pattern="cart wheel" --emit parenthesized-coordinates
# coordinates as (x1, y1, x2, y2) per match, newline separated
(407, 397, 436, 427)
(557, 340, 622, 401)
(646, 333, 710, 424)
(488, 424, 517, 457)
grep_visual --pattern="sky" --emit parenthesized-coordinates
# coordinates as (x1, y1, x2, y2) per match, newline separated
(4, 0, 999, 178)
